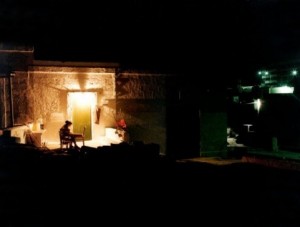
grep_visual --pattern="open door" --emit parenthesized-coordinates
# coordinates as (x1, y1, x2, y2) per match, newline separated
(72, 100, 91, 140)
(69, 92, 96, 141)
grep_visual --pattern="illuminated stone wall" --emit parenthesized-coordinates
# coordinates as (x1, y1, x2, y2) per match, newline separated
(11, 63, 117, 142)
(0, 78, 11, 128)
(0, 45, 169, 155)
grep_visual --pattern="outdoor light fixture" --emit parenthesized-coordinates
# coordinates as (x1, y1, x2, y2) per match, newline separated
(291, 69, 298, 76)
(254, 99, 261, 112)
(269, 86, 294, 94)
(257, 70, 269, 76)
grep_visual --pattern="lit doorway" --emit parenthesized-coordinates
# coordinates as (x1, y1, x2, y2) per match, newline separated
(68, 92, 97, 141)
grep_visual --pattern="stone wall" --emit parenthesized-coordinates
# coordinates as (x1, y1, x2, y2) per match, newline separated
(13, 71, 61, 125)
(0, 78, 11, 128)
(116, 71, 167, 155)
(0, 44, 34, 128)
(0, 47, 169, 155)
(11, 64, 117, 143)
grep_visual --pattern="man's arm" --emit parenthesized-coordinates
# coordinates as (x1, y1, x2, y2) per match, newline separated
(70, 132, 84, 137)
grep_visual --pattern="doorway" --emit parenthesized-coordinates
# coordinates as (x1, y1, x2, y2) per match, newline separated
(68, 92, 97, 141)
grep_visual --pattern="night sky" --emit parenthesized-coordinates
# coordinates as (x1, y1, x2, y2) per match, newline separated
(2, 0, 300, 81)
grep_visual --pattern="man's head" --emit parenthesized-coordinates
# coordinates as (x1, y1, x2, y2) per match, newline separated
(65, 120, 72, 126)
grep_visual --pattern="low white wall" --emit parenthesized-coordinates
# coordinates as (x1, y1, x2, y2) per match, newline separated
(3, 125, 29, 144)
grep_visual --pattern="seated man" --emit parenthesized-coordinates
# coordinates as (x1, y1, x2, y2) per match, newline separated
(60, 120, 83, 149)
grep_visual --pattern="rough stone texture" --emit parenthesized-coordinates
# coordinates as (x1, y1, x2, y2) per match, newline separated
(0, 78, 11, 128)
(0, 45, 34, 127)
(13, 71, 61, 124)
(116, 72, 167, 154)
(0, 47, 169, 156)
(116, 73, 166, 99)
(11, 66, 117, 143)
(30, 65, 116, 74)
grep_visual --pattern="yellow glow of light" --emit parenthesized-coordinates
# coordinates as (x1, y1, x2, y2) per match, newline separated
(71, 92, 96, 107)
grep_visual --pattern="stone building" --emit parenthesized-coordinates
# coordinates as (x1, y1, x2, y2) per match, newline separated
(0, 44, 168, 155)
(0, 43, 230, 159)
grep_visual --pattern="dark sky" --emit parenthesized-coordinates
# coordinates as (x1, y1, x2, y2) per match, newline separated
(2, 0, 300, 79)
(1, 1, 200, 64)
